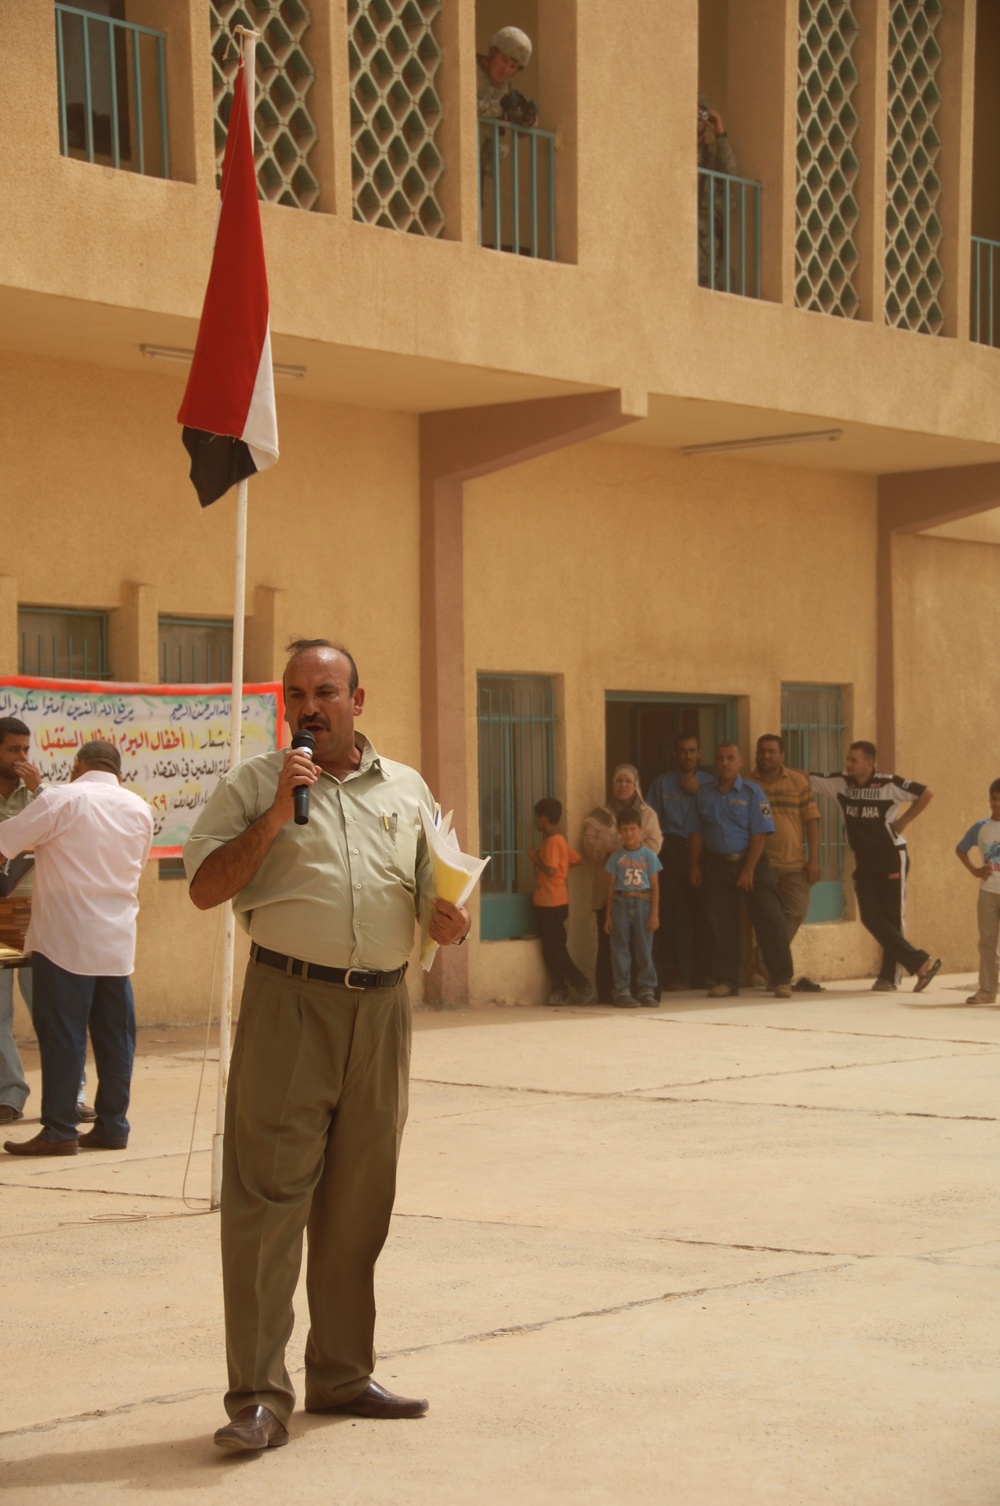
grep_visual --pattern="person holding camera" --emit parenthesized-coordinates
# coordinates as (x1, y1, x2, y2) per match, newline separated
(697, 93, 738, 288)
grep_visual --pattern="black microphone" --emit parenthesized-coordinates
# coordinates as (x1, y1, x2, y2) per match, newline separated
(291, 729, 316, 825)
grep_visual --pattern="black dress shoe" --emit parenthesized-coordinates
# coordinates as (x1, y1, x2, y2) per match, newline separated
(78, 1129, 128, 1150)
(214, 1404, 288, 1451)
(4, 1132, 78, 1156)
(308, 1380, 428, 1419)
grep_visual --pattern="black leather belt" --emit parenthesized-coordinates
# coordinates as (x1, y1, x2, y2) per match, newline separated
(251, 944, 407, 991)
(707, 849, 748, 863)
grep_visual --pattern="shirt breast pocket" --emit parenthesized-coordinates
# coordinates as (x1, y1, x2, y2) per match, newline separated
(380, 813, 419, 883)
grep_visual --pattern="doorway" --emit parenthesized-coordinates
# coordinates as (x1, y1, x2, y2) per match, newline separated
(604, 692, 738, 794)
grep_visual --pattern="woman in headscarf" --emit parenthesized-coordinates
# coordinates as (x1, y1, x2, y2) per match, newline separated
(581, 765, 663, 1003)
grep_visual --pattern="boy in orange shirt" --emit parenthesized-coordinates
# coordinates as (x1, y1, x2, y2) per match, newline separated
(528, 799, 596, 1004)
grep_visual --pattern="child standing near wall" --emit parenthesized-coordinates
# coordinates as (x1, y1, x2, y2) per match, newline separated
(604, 810, 662, 1008)
(529, 799, 595, 1005)
(955, 779, 1000, 1004)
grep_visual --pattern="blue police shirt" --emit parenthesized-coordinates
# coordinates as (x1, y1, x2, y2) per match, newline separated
(645, 768, 715, 838)
(693, 776, 775, 854)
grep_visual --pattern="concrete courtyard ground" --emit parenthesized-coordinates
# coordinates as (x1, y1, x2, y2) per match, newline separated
(1, 972, 998, 1505)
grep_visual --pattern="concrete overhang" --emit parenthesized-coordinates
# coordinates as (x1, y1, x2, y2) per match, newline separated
(3, 286, 1000, 492)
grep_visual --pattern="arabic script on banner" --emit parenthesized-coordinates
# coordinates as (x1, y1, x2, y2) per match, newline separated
(0, 678, 283, 857)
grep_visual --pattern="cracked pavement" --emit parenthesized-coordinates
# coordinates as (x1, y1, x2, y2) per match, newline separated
(1, 973, 997, 1503)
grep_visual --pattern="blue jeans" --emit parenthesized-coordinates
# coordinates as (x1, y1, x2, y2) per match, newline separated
(609, 895, 658, 999)
(31, 953, 135, 1144)
(0, 966, 32, 1110)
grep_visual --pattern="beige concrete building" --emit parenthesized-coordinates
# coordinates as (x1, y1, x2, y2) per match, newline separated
(2, 0, 999, 1021)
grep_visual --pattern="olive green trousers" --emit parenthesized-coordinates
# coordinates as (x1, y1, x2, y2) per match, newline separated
(220, 957, 411, 1424)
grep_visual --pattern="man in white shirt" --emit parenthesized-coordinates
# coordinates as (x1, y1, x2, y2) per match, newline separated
(0, 740, 153, 1156)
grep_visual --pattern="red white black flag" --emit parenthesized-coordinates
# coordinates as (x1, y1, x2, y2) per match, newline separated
(177, 57, 278, 508)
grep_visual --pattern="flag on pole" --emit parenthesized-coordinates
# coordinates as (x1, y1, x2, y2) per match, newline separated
(177, 56, 278, 508)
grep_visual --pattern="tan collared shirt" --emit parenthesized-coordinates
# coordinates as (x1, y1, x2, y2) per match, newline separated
(753, 764, 819, 870)
(183, 735, 435, 971)
(0, 778, 38, 895)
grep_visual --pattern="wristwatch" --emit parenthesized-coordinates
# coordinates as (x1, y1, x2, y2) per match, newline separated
(452, 928, 471, 947)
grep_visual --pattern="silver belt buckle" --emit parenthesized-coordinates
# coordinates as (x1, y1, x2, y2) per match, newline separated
(342, 967, 370, 990)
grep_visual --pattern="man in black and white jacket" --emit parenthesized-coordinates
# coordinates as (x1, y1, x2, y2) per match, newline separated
(810, 741, 941, 993)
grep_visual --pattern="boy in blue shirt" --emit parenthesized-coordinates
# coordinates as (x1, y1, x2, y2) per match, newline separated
(955, 778, 1000, 1004)
(604, 811, 662, 1008)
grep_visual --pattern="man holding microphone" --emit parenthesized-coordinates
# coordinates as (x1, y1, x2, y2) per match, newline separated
(185, 638, 469, 1453)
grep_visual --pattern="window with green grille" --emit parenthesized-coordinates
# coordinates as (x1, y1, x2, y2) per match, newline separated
(55, 2, 169, 178)
(781, 683, 846, 922)
(158, 617, 234, 684)
(477, 675, 556, 941)
(18, 607, 109, 680)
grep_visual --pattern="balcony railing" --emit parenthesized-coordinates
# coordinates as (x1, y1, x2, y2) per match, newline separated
(697, 167, 761, 298)
(478, 118, 556, 261)
(971, 236, 1000, 349)
(55, 3, 169, 178)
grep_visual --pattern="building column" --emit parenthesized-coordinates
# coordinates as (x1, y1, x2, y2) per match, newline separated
(419, 389, 644, 1005)
(109, 582, 158, 682)
(876, 461, 1000, 766)
(0, 577, 17, 677)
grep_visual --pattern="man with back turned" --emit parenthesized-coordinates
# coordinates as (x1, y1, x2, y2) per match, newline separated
(184, 639, 470, 1452)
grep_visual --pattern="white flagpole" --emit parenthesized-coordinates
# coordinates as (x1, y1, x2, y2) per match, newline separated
(211, 25, 257, 1211)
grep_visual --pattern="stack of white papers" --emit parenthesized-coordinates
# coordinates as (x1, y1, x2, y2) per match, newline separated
(419, 805, 489, 970)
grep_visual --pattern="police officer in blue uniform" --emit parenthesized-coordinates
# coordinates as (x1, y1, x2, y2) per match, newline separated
(646, 732, 716, 990)
(689, 742, 794, 998)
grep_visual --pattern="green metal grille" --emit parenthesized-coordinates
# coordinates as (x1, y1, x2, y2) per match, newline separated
(158, 617, 234, 684)
(971, 237, 1000, 349)
(477, 675, 556, 941)
(478, 118, 556, 260)
(781, 683, 846, 923)
(19, 607, 109, 680)
(210, 1, 320, 210)
(696, 168, 762, 297)
(795, 0, 861, 317)
(884, 0, 943, 334)
(54, 3, 168, 177)
(348, 0, 444, 235)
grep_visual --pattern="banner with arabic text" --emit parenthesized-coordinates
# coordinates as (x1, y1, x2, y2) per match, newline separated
(0, 677, 284, 857)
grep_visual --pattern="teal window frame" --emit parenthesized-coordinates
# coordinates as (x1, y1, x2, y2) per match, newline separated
(55, 2, 169, 179)
(697, 167, 762, 297)
(158, 616, 234, 685)
(780, 683, 846, 923)
(18, 606, 109, 680)
(477, 117, 557, 261)
(477, 675, 556, 941)
(971, 236, 1000, 349)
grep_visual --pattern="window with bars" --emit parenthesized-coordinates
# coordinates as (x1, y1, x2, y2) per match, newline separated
(781, 683, 846, 922)
(158, 617, 234, 684)
(477, 674, 556, 941)
(348, 0, 444, 235)
(884, 0, 943, 334)
(156, 617, 234, 878)
(210, 0, 320, 210)
(55, 1, 169, 179)
(18, 607, 109, 680)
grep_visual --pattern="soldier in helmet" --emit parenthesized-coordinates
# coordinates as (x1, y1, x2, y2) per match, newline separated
(477, 26, 537, 182)
(476, 26, 533, 121)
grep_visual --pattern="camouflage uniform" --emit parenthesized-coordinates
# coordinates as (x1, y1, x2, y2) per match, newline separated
(698, 134, 739, 288)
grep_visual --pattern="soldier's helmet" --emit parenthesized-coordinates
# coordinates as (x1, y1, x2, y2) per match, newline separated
(489, 26, 532, 68)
